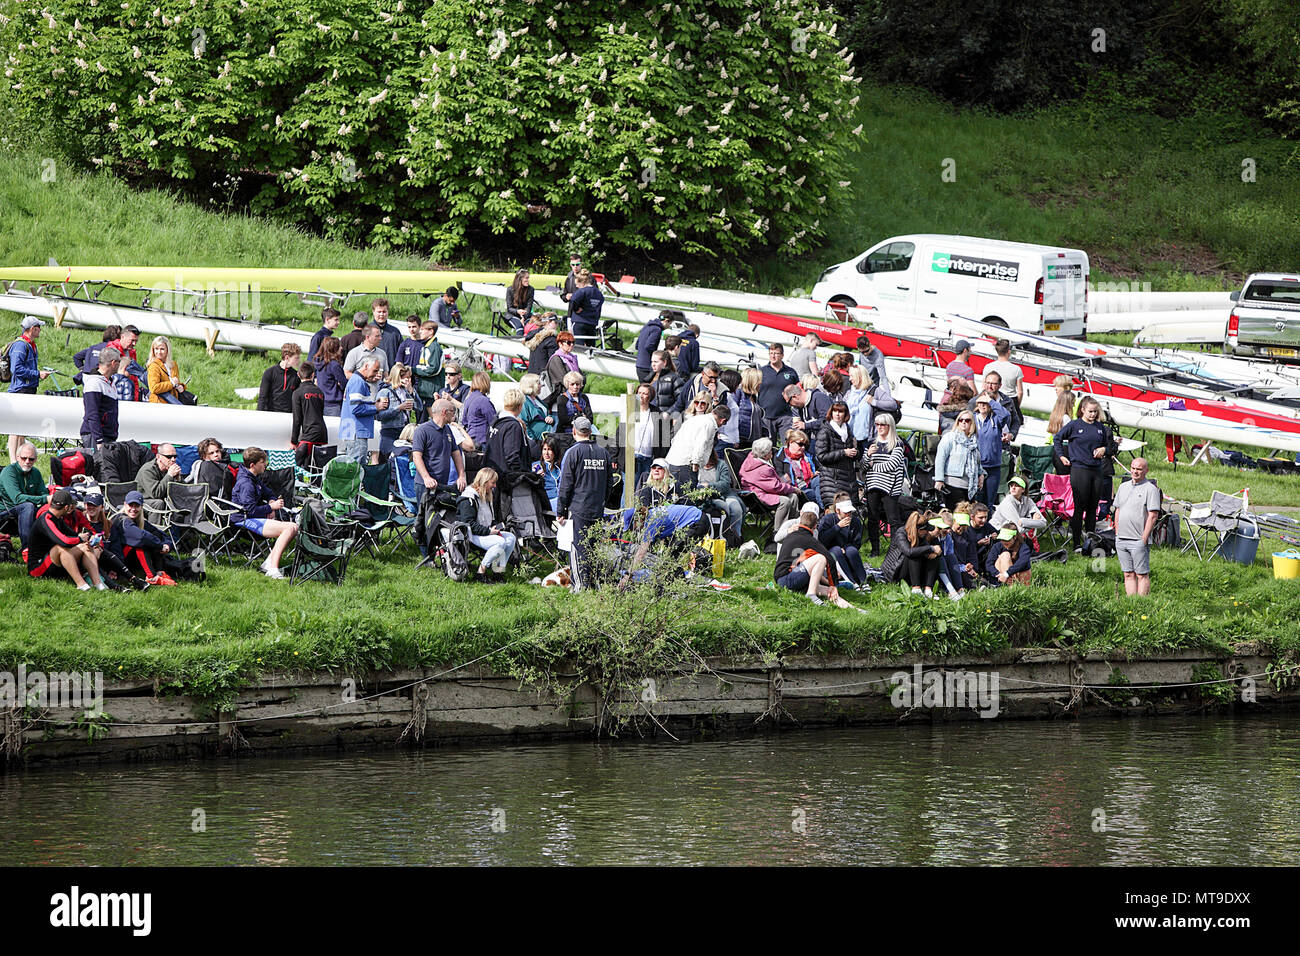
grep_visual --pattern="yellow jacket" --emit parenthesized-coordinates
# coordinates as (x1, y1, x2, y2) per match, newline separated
(147, 358, 181, 403)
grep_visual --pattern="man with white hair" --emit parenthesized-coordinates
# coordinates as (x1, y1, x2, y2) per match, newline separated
(0, 440, 47, 546)
(737, 437, 803, 550)
(340, 356, 389, 463)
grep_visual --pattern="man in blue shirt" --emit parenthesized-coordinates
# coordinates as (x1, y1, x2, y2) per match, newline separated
(371, 298, 402, 366)
(308, 308, 340, 364)
(758, 343, 801, 434)
(6, 316, 50, 463)
(340, 357, 388, 463)
(411, 398, 467, 555)
(567, 270, 604, 342)
(428, 287, 463, 329)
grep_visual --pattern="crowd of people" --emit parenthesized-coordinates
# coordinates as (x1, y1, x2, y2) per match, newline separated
(4, 292, 1166, 601)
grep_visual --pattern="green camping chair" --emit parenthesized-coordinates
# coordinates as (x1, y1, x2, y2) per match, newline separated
(289, 500, 357, 585)
(320, 457, 363, 520)
(1019, 444, 1055, 496)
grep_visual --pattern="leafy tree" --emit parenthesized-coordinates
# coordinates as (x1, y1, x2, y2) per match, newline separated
(0, 0, 863, 263)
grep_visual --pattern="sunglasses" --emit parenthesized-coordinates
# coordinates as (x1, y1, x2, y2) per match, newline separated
(159, 453, 176, 460)
(792, 440, 808, 447)
(958, 417, 974, 423)
(18, 455, 36, 462)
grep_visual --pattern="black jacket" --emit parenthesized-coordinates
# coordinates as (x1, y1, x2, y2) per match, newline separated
(527, 330, 559, 375)
(258, 363, 298, 414)
(291, 380, 328, 445)
(814, 423, 859, 506)
(635, 319, 664, 372)
(485, 414, 530, 480)
(648, 371, 684, 412)
(557, 438, 614, 519)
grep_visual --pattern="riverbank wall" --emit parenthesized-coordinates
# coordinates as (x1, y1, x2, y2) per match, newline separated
(3, 644, 1294, 769)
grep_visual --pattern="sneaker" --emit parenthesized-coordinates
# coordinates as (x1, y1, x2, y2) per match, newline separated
(259, 563, 285, 580)
(130, 576, 152, 592)
(95, 581, 109, 591)
(147, 573, 178, 587)
(77, 582, 92, 592)
(808, 594, 825, 606)
(911, 586, 923, 596)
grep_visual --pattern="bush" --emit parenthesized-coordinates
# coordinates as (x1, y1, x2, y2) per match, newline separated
(0, 0, 863, 263)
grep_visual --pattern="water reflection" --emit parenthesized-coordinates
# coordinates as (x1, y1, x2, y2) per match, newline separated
(2, 716, 1299, 865)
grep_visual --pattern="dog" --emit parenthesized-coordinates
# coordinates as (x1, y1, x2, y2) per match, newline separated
(540, 567, 572, 588)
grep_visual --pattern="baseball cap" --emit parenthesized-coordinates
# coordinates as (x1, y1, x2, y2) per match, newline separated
(83, 492, 104, 506)
(954, 339, 972, 352)
(21, 316, 45, 330)
(124, 490, 145, 506)
(651, 457, 670, 470)
(572, 417, 593, 433)
(799, 501, 821, 516)
(1008, 476, 1027, 489)
(50, 489, 74, 508)
(997, 527, 1017, 541)
(835, 500, 856, 514)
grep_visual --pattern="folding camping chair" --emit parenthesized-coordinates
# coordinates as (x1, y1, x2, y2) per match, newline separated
(319, 457, 364, 521)
(165, 483, 228, 555)
(1182, 490, 1255, 561)
(102, 481, 140, 516)
(357, 460, 411, 554)
(502, 474, 561, 564)
(289, 500, 358, 585)
(1037, 473, 1075, 549)
(1018, 445, 1054, 496)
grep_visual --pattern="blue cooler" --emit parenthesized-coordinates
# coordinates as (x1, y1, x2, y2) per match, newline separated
(1221, 520, 1260, 565)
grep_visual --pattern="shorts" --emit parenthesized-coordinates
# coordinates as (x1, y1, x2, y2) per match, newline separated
(1116, 538, 1150, 575)
(238, 517, 270, 535)
(776, 567, 811, 593)
(29, 556, 66, 580)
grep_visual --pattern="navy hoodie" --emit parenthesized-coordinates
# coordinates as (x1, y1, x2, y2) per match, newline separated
(557, 438, 614, 519)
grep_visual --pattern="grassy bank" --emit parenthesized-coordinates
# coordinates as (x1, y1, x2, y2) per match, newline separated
(2, 541, 1297, 705)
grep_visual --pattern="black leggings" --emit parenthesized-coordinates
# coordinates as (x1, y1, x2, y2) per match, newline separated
(903, 555, 939, 589)
(940, 484, 969, 512)
(864, 489, 902, 554)
(1069, 466, 1105, 546)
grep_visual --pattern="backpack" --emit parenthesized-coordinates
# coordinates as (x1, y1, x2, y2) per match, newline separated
(0, 339, 23, 383)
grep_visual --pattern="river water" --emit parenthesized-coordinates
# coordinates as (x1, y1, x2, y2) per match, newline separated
(2, 716, 1297, 865)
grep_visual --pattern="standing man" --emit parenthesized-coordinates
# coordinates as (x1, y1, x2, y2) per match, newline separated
(411, 398, 467, 556)
(290, 363, 328, 467)
(1112, 457, 1162, 596)
(6, 316, 50, 462)
(634, 310, 666, 383)
(556, 416, 614, 592)
(80, 348, 122, 451)
(308, 308, 341, 365)
(343, 324, 389, 379)
(968, 369, 1023, 440)
(0, 441, 48, 546)
(945, 340, 977, 385)
(413, 320, 445, 420)
(567, 269, 604, 341)
(338, 311, 370, 358)
(984, 338, 1024, 408)
(340, 357, 388, 464)
(371, 298, 402, 366)
(758, 343, 802, 439)
(397, 314, 424, 369)
(676, 323, 702, 377)
(674, 361, 728, 414)
(855, 334, 887, 386)
(561, 254, 583, 302)
(258, 343, 303, 413)
(108, 325, 143, 402)
(429, 286, 463, 329)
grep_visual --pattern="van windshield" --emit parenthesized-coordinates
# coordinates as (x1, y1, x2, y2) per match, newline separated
(865, 241, 915, 273)
(1244, 281, 1300, 305)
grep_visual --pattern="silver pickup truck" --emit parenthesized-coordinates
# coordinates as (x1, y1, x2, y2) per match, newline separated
(1226, 273, 1300, 362)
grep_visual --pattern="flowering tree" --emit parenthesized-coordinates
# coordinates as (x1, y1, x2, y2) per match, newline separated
(1, 0, 862, 262)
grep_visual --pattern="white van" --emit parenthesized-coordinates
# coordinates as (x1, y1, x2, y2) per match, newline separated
(809, 234, 1090, 337)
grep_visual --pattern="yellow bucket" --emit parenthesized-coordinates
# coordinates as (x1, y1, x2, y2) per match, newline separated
(1272, 550, 1300, 579)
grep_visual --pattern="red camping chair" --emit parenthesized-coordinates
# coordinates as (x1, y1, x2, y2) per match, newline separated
(1038, 473, 1075, 548)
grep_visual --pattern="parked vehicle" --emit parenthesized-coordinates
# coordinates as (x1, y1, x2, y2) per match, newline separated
(1226, 273, 1300, 362)
(809, 234, 1089, 337)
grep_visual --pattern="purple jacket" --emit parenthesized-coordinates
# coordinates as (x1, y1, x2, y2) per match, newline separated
(462, 389, 498, 447)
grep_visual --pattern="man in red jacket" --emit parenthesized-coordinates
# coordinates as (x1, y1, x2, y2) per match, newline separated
(27, 489, 105, 590)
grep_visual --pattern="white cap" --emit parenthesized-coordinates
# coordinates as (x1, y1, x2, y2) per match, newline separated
(800, 501, 821, 516)
(835, 499, 856, 514)
(20, 316, 44, 330)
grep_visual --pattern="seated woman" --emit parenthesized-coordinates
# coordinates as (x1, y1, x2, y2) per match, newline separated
(72, 490, 149, 590)
(930, 512, 966, 600)
(900, 510, 942, 599)
(26, 489, 106, 590)
(697, 450, 746, 548)
(532, 434, 563, 513)
(457, 466, 517, 581)
(990, 476, 1047, 533)
(985, 524, 1032, 586)
(738, 437, 803, 549)
(190, 437, 226, 483)
(109, 490, 202, 585)
(623, 458, 705, 544)
(773, 509, 855, 608)
(816, 494, 869, 591)
(375, 363, 423, 460)
(519, 373, 555, 441)
(146, 335, 195, 405)
(230, 446, 298, 579)
(554, 370, 594, 434)
(778, 428, 820, 505)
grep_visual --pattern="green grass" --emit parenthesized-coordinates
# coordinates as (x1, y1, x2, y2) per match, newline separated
(2, 540, 1296, 698)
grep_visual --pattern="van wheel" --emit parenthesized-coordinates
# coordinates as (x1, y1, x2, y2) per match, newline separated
(981, 316, 1008, 328)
